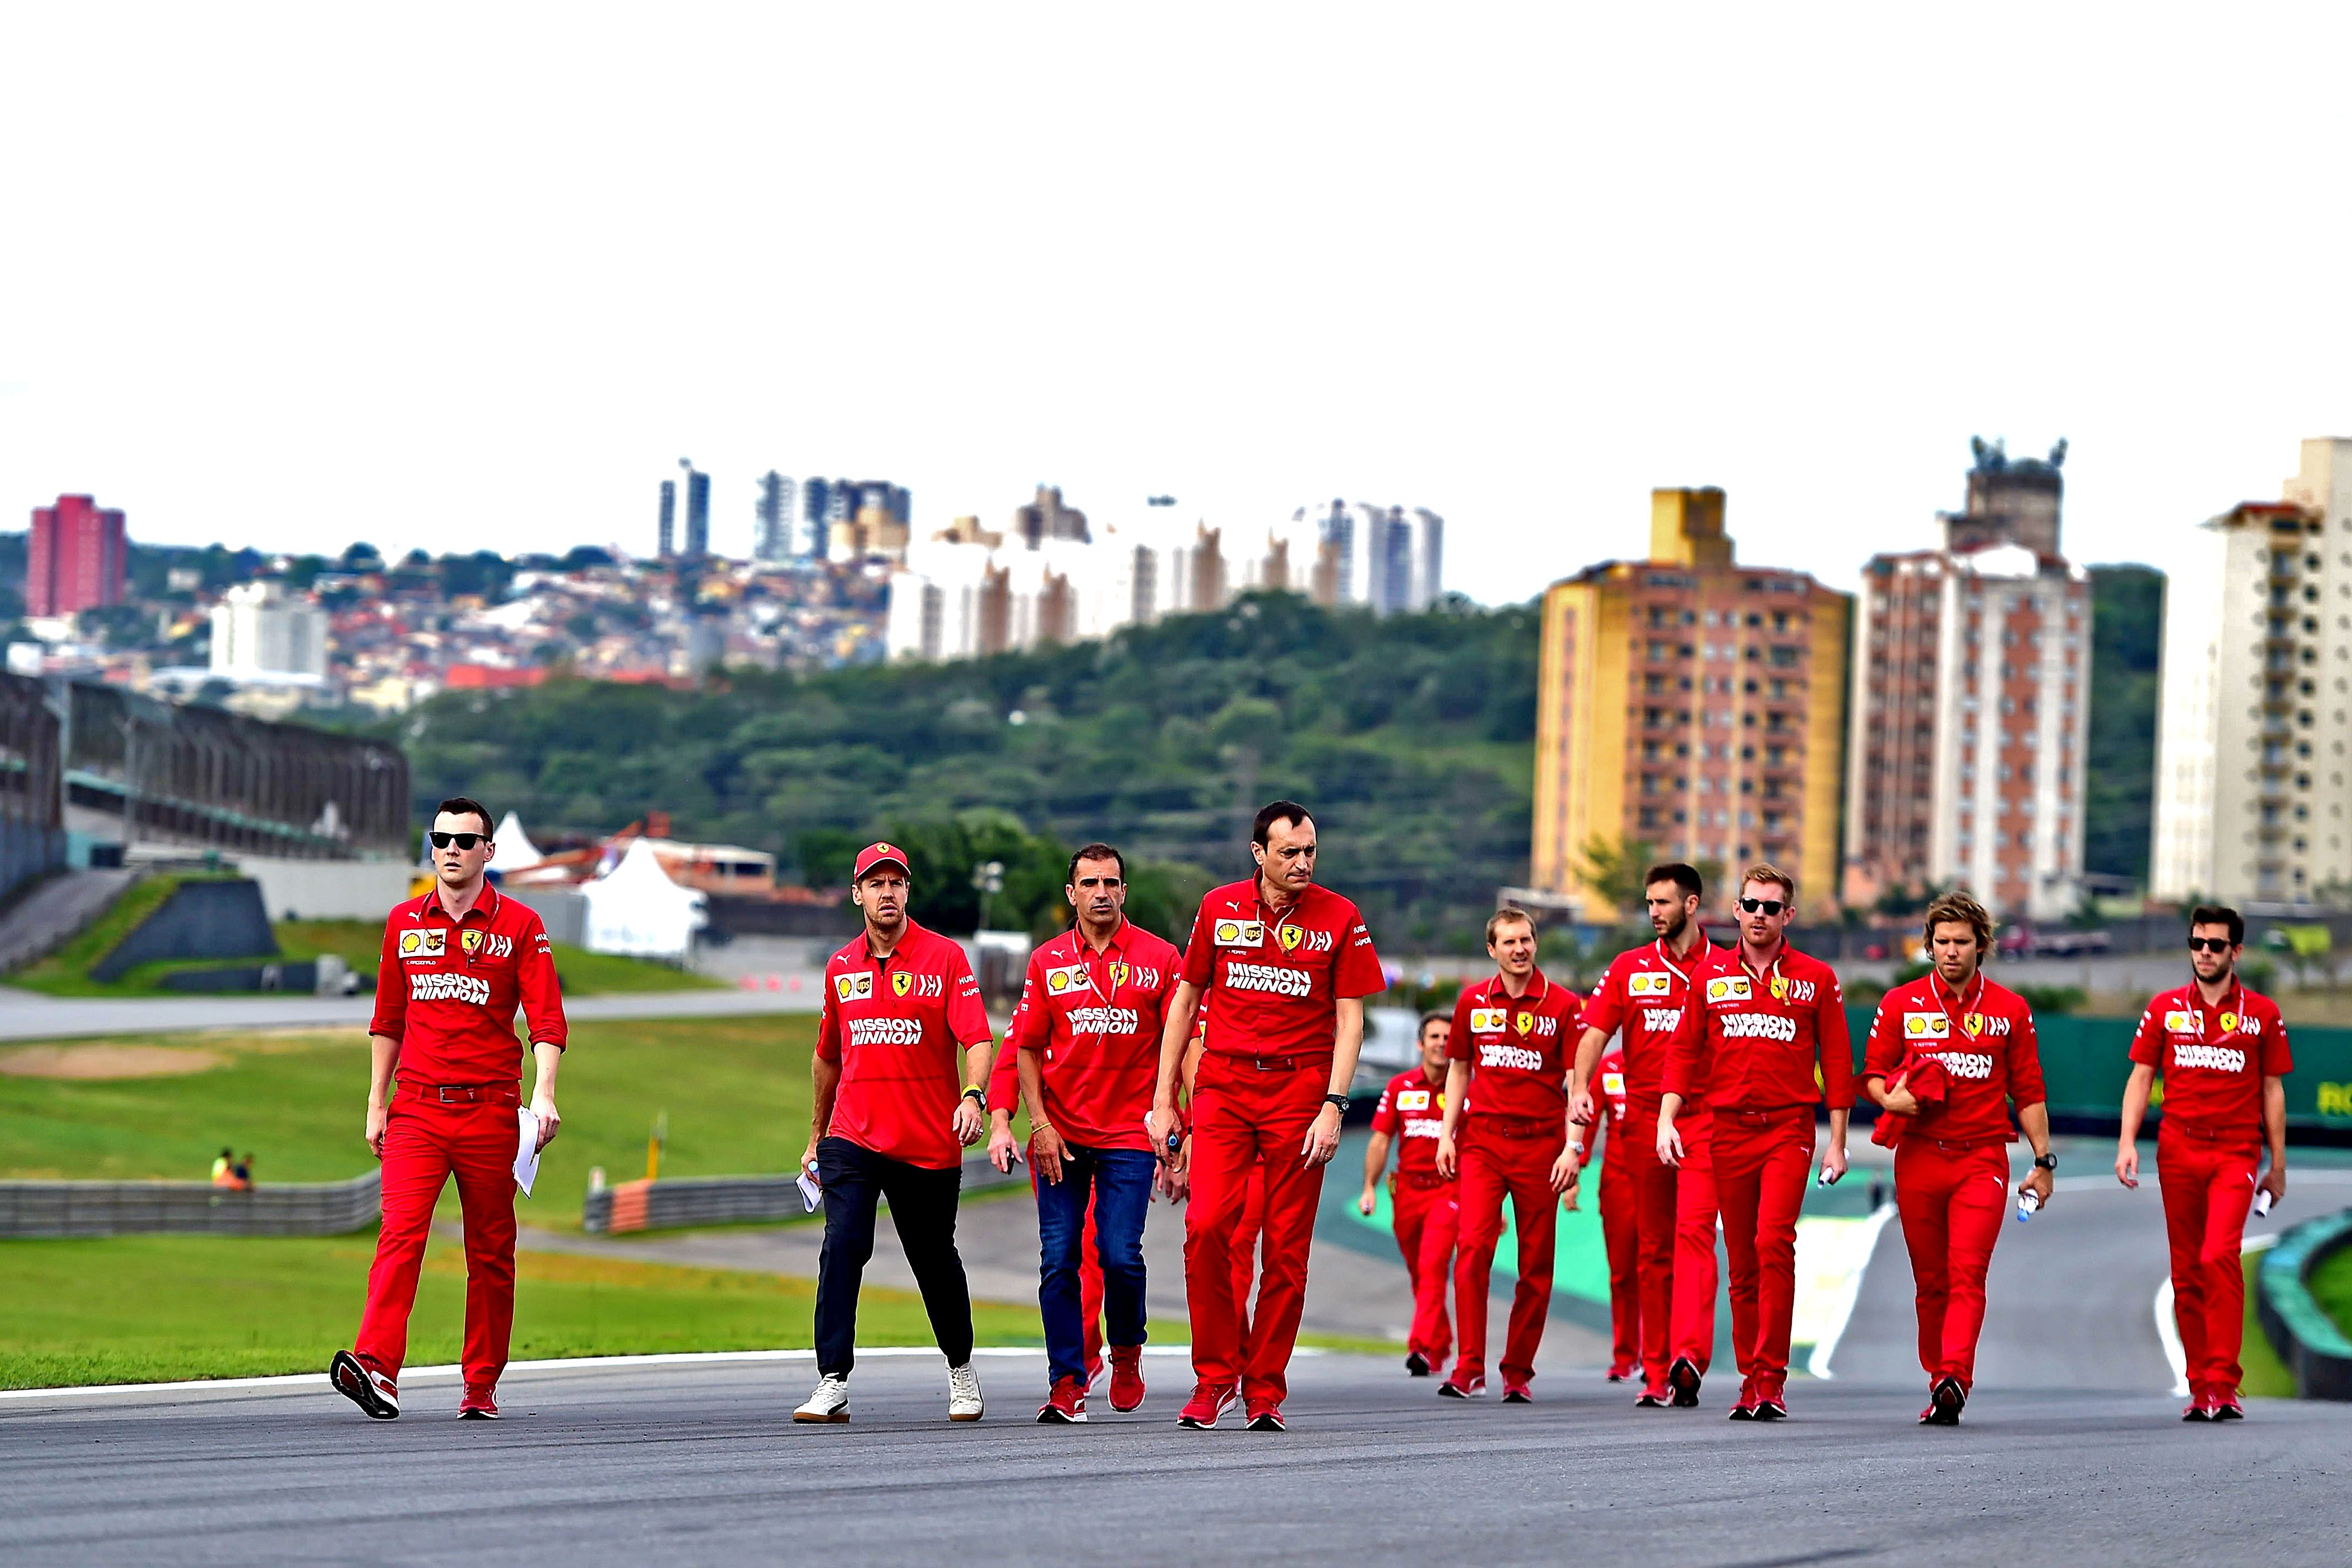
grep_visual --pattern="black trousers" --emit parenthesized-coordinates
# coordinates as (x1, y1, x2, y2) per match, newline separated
(813, 1135, 973, 1376)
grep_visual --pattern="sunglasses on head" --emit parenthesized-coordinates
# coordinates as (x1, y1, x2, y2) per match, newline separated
(428, 832, 485, 850)
(1737, 897, 1786, 916)
(2187, 937, 2234, 954)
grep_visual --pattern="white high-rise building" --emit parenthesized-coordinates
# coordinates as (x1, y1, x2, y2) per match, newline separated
(209, 581, 328, 682)
(1282, 500, 1444, 612)
(2152, 437, 2352, 907)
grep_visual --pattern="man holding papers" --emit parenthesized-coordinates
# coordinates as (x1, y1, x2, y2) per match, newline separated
(331, 796, 567, 1422)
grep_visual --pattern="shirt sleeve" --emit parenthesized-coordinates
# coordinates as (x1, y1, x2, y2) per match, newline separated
(814, 971, 842, 1062)
(516, 912, 567, 1049)
(1332, 908, 1386, 999)
(1005, 954, 1051, 1054)
(2006, 1005, 2048, 1109)
(367, 913, 406, 1040)
(2263, 1005, 2294, 1076)
(1180, 899, 1215, 987)
(2126, 1005, 2163, 1068)
(1815, 976, 1855, 1111)
(943, 946, 993, 1049)
(1371, 1077, 1401, 1135)
(985, 1034, 1022, 1115)
(1578, 959, 1626, 1036)
(1446, 988, 1475, 1063)
(1862, 997, 1902, 1082)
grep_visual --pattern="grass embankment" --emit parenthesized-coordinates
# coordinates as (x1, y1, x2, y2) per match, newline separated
(2310, 1241, 2352, 1342)
(2239, 1249, 2297, 1399)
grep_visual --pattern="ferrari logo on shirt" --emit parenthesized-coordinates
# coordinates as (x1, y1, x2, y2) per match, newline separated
(1903, 1013, 1949, 1039)
(1963, 1012, 1984, 1037)
(399, 930, 446, 958)
(1108, 961, 1129, 988)
(1769, 975, 1789, 1001)
(892, 972, 913, 998)
(1468, 1007, 1508, 1032)
(1043, 962, 1091, 995)
(1396, 1089, 1432, 1112)
(835, 972, 873, 1002)
(1213, 920, 1265, 947)
(1514, 1011, 1535, 1037)
(2163, 1009, 2200, 1034)
(2219, 1011, 2239, 1033)
(459, 929, 483, 955)
(1706, 975, 1752, 1003)
(1279, 925, 1304, 952)
(1627, 972, 1673, 997)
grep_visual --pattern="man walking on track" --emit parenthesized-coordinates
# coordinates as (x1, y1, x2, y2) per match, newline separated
(1148, 800, 1385, 1432)
(794, 842, 996, 1425)
(1570, 862, 1713, 1406)
(1358, 1011, 1458, 1377)
(1586, 1041, 1640, 1382)
(332, 796, 566, 1422)
(999, 843, 1181, 1424)
(1862, 891, 2054, 1426)
(1433, 909, 1581, 1402)
(1656, 862, 1852, 1419)
(2116, 904, 2292, 1421)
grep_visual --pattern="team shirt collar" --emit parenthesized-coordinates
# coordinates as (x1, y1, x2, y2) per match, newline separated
(419, 881, 500, 924)
(2181, 975, 2244, 1027)
(851, 917, 929, 966)
(1487, 965, 1551, 1004)
(1652, 931, 1711, 984)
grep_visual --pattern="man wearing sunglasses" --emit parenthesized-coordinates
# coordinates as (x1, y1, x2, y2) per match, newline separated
(2116, 905, 2293, 1420)
(1655, 863, 1852, 1419)
(332, 797, 566, 1423)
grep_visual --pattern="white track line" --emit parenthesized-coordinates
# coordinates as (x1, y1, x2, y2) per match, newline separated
(0, 1343, 1225, 1403)
(2153, 1233, 2277, 1399)
(1806, 1202, 1898, 1380)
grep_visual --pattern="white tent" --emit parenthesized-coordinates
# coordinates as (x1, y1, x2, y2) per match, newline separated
(580, 838, 706, 960)
(492, 811, 545, 871)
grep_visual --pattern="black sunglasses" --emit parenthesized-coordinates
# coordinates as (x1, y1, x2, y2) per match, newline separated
(1737, 897, 1786, 916)
(429, 831, 485, 850)
(2187, 937, 2234, 954)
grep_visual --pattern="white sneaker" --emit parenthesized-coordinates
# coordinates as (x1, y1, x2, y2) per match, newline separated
(793, 1374, 851, 1423)
(947, 1362, 984, 1422)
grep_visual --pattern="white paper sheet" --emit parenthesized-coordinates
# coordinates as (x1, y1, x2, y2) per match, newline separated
(514, 1107, 541, 1196)
(796, 1161, 822, 1213)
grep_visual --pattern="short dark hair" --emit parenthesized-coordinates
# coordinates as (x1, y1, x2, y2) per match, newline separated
(435, 796, 493, 835)
(1251, 799, 1314, 848)
(2189, 905, 2244, 947)
(1643, 862, 1703, 900)
(1418, 1011, 1450, 1038)
(1066, 842, 1126, 884)
(1923, 890, 1994, 951)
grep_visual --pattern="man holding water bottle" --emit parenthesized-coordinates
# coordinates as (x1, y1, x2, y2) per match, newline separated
(1861, 891, 2053, 1426)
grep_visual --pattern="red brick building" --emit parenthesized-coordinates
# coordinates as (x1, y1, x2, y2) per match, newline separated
(26, 495, 128, 618)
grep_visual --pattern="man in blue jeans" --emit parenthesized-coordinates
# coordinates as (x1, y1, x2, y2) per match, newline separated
(1005, 842, 1184, 1422)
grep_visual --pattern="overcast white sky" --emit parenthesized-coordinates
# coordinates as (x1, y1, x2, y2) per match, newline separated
(5, 4, 2350, 603)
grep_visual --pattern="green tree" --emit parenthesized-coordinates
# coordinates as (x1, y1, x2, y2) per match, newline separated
(1574, 834, 1655, 920)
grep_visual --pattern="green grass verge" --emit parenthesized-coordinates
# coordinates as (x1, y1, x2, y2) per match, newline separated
(2240, 1248, 2296, 1399)
(9, 873, 236, 996)
(275, 920, 723, 996)
(2309, 1239, 2352, 1342)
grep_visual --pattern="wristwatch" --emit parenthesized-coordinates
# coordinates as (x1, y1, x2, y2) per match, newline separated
(1324, 1094, 1352, 1113)
(961, 1086, 987, 1106)
(2032, 1152, 2059, 1171)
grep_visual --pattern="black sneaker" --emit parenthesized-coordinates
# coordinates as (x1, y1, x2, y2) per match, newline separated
(1244, 1402, 1285, 1432)
(1726, 1402, 1756, 1421)
(1666, 1358, 1702, 1409)
(1404, 1352, 1432, 1377)
(329, 1350, 399, 1420)
(1926, 1378, 1965, 1426)
(1752, 1396, 1789, 1420)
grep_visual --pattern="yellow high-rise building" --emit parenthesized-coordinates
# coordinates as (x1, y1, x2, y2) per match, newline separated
(1531, 489, 1851, 918)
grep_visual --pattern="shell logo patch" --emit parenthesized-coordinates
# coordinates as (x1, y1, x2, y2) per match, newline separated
(892, 972, 913, 998)
(835, 972, 873, 1002)
(1044, 963, 1091, 995)
(2219, 1011, 2239, 1033)
(399, 929, 446, 958)
(1396, 1089, 1432, 1112)
(1706, 975, 1752, 1003)
(1214, 920, 1265, 947)
(2163, 1009, 2199, 1034)
(1903, 1013, 1949, 1039)
(1468, 1007, 1509, 1032)
(1514, 1011, 1535, 1037)
(1627, 972, 1672, 997)
(1601, 1071, 1625, 1096)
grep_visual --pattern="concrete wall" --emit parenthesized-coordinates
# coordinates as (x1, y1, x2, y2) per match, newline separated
(236, 856, 416, 921)
(0, 818, 65, 905)
(89, 879, 278, 981)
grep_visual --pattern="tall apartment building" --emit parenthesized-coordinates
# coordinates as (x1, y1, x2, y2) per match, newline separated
(754, 472, 796, 561)
(682, 467, 711, 560)
(1286, 500, 1445, 613)
(1531, 489, 1849, 917)
(209, 580, 328, 681)
(657, 480, 676, 559)
(1842, 440, 2092, 922)
(2152, 438, 2352, 907)
(26, 494, 127, 618)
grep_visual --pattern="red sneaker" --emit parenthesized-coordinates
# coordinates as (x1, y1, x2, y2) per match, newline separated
(1501, 1382, 1534, 1404)
(1666, 1356, 1703, 1408)
(2211, 1396, 2245, 1420)
(1036, 1375, 1087, 1424)
(1244, 1399, 1285, 1431)
(2181, 1399, 2214, 1422)
(1436, 1374, 1485, 1399)
(1606, 1362, 1635, 1383)
(329, 1350, 399, 1420)
(1178, 1380, 1235, 1429)
(1083, 1356, 1105, 1394)
(457, 1384, 499, 1420)
(1108, 1346, 1145, 1413)
(1635, 1378, 1671, 1409)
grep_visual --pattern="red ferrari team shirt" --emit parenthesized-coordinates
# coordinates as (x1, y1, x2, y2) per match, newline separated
(816, 919, 993, 1171)
(1448, 968, 1578, 1123)
(1578, 935, 1715, 1105)
(1180, 878, 1385, 1060)
(1863, 971, 2048, 1144)
(370, 884, 567, 1088)
(2129, 980, 2292, 1138)
(1002, 920, 1181, 1151)
(1371, 1066, 1450, 1178)
(1664, 942, 1855, 1111)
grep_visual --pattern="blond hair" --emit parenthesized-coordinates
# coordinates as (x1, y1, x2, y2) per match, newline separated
(1485, 905, 1535, 946)
(1739, 862, 1795, 902)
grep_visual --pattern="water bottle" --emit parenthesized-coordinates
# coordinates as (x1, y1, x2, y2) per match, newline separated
(2014, 1190, 2040, 1223)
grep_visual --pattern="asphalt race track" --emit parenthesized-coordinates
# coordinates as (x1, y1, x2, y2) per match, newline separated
(4, 1352, 2348, 1567)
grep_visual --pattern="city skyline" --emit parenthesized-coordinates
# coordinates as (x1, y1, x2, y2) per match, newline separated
(6, 9, 2352, 606)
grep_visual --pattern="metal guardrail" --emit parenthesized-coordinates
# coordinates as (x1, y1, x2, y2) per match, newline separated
(0, 1171, 382, 1238)
(2255, 1206, 2352, 1401)
(584, 1159, 1023, 1234)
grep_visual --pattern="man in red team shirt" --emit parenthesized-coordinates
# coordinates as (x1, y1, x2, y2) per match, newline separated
(331, 797, 566, 1422)
(1358, 1011, 1458, 1376)
(1569, 862, 1712, 1406)
(1148, 800, 1385, 1432)
(2116, 904, 2293, 1420)
(1862, 891, 2054, 1426)
(1588, 1041, 1639, 1382)
(794, 842, 996, 1425)
(1656, 862, 1852, 1419)
(999, 842, 1181, 1423)
(1434, 908, 1581, 1402)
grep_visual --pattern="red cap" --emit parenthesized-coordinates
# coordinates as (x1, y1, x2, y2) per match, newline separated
(853, 841, 910, 881)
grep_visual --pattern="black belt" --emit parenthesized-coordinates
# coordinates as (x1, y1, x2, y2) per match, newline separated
(1470, 1114, 1560, 1141)
(1220, 1053, 1324, 1074)
(410, 1083, 513, 1104)
(2161, 1116, 2259, 1144)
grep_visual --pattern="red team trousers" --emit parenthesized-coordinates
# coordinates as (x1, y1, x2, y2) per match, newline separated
(1675, 1104, 1810, 1393)
(1666, 1105, 1721, 1375)
(1598, 1144, 1638, 1373)
(1614, 1100, 1681, 1380)
(2157, 1119, 2262, 1394)
(1392, 1175, 1459, 1361)
(356, 1089, 519, 1386)
(1893, 1139, 2009, 1390)
(1451, 1121, 1562, 1387)
(1186, 1055, 1327, 1404)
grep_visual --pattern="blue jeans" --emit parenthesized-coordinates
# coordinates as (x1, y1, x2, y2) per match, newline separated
(1036, 1144, 1155, 1385)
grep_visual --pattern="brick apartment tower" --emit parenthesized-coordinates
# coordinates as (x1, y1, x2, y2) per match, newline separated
(1532, 489, 1850, 918)
(26, 494, 128, 618)
(1842, 440, 2092, 922)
